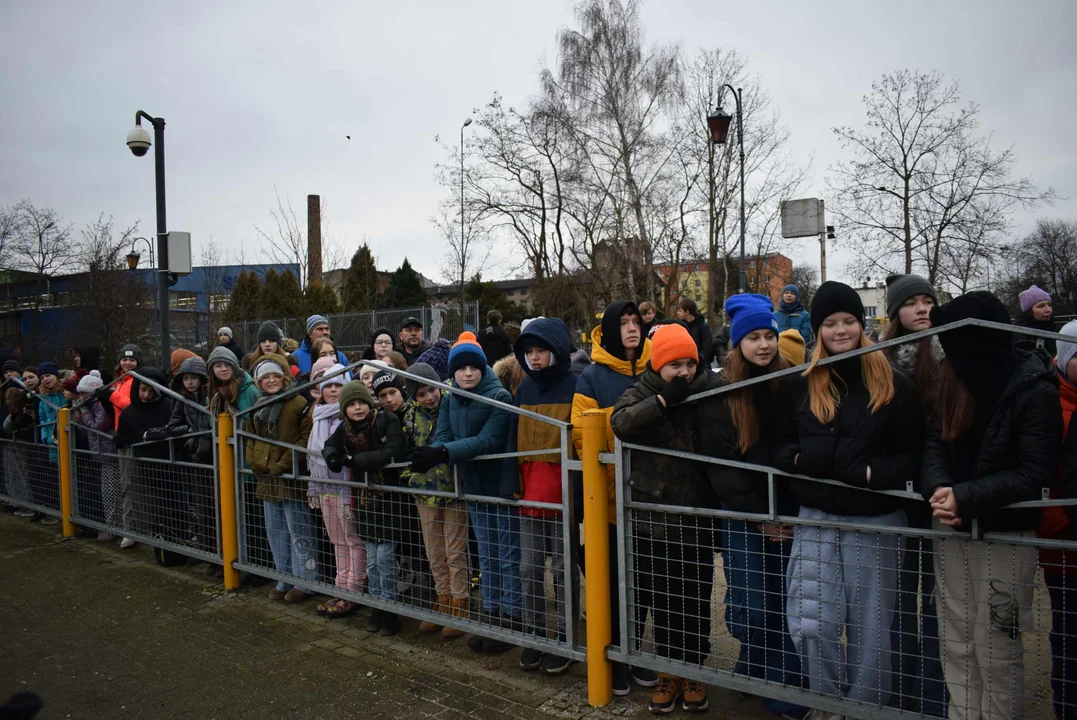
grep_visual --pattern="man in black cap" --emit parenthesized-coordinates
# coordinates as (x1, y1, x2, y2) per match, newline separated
(398, 317, 431, 367)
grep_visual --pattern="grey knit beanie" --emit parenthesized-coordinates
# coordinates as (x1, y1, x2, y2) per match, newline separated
(1058, 320, 1077, 373)
(207, 345, 240, 373)
(885, 274, 939, 320)
(405, 362, 442, 399)
(176, 356, 208, 379)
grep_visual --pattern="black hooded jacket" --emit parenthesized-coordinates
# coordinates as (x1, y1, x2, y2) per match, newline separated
(774, 356, 925, 517)
(479, 322, 513, 364)
(699, 363, 798, 515)
(114, 367, 174, 460)
(361, 327, 395, 360)
(684, 313, 715, 367)
(922, 349, 1061, 532)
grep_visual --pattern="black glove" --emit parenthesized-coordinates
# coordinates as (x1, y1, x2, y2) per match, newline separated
(93, 386, 113, 402)
(409, 446, 449, 473)
(325, 451, 345, 474)
(659, 376, 691, 408)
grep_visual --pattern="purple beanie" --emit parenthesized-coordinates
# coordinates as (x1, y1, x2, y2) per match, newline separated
(1019, 285, 1052, 313)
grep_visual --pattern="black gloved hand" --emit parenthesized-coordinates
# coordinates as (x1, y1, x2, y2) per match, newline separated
(409, 445, 449, 473)
(659, 375, 692, 408)
(325, 451, 344, 474)
(93, 386, 113, 402)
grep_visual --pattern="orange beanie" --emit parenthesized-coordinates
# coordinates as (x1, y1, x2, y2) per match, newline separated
(455, 331, 478, 346)
(650, 324, 699, 370)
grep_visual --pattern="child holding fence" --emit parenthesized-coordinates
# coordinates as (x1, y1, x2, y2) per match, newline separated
(246, 353, 316, 604)
(72, 371, 121, 543)
(774, 281, 923, 713)
(4, 373, 36, 516)
(611, 323, 723, 714)
(94, 344, 143, 547)
(409, 332, 517, 654)
(146, 356, 215, 554)
(699, 294, 808, 720)
(500, 317, 576, 676)
(923, 292, 1061, 720)
(306, 363, 365, 618)
(34, 362, 63, 525)
(401, 362, 469, 638)
(322, 380, 406, 635)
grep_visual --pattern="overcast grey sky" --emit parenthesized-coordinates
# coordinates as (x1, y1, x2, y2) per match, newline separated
(1, 0, 1074, 285)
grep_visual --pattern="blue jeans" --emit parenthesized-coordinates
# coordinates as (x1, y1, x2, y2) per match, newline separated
(723, 517, 807, 716)
(366, 541, 397, 603)
(263, 499, 318, 593)
(467, 502, 522, 618)
(891, 532, 946, 716)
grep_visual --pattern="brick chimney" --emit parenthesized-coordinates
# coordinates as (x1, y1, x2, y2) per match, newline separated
(307, 194, 322, 286)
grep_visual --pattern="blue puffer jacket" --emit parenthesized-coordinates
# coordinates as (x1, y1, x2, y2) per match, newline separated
(432, 365, 513, 497)
(774, 302, 812, 345)
(293, 336, 350, 376)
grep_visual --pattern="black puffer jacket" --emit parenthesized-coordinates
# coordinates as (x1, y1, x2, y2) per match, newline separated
(774, 357, 924, 517)
(921, 350, 1061, 533)
(611, 367, 721, 512)
(684, 315, 714, 367)
(114, 367, 174, 461)
(145, 372, 213, 464)
(699, 370, 798, 515)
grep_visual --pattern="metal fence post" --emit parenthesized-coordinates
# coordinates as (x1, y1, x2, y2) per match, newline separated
(217, 413, 241, 590)
(581, 409, 612, 707)
(57, 408, 74, 538)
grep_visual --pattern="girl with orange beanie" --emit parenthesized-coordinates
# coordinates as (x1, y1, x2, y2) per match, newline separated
(611, 322, 721, 714)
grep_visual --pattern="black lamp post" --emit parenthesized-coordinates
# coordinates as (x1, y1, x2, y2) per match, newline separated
(460, 117, 472, 319)
(126, 111, 170, 368)
(707, 86, 746, 294)
(125, 236, 156, 271)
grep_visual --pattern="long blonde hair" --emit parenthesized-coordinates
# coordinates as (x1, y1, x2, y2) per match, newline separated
(805, 332, 894, 424)
(722, 347, 789, 454)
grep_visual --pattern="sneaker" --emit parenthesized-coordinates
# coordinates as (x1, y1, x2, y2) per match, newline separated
(648, 674, 681, 715)
(283, 589, 309, 603)
(681, 679, 708, 713)
(481, 637, 514, 654)
(39, 516, 59, 526)
(631, 666, 660, 687)
(366, 608, 383, 633)
(539, 653, 573, 675)
(96, 532, 114, 542)
(268, 588, 286, 601)
(613, 663, 632, 697)
(378, 612, 400, 636)
(519, 646, 542, 671)
(13, 508, 35, 517)
(119, 537, 136, 549)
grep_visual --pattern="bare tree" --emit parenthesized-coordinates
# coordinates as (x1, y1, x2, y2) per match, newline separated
(828, 70, 1055, 288)
(7, 199, 77, 304)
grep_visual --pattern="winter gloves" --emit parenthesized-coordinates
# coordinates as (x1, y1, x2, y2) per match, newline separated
(408, 446, 449, 473)
(659, 376, 692, 409)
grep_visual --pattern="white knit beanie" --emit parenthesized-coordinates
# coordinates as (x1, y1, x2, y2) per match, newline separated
(76, 370, 104, 394)
(1057, 320, 1077, 372)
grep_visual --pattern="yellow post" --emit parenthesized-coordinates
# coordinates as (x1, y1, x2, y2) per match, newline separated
(217, 413, 241, 591)
(57, 407, 75, 538)
(581, 409, 612, 706)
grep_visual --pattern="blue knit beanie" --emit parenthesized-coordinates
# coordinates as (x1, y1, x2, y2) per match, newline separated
(36, 361, 60, 378)
(416, 338, 451, 380)
(725, 293, 779, 348)
(782, 284, 799, 299)
(306, 314, 330, 335)
(448, 332, 487, 376)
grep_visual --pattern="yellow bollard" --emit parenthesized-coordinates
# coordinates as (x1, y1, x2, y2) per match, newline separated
(217, 413, 241, 591)
(581, 409, 612, 707)
(58, 407, 75, 538)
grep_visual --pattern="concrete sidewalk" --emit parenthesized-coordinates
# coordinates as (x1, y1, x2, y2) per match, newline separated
(0, 514, 775, 720)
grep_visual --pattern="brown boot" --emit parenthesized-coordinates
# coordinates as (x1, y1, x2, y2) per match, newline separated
(419, 595, 450, 633)
(442, 596, 469, 639)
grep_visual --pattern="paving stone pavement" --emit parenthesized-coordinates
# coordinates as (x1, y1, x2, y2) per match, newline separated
(0, 514, 777, 720)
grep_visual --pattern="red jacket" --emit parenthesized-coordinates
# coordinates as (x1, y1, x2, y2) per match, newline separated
(1038, 363, 1077, 575)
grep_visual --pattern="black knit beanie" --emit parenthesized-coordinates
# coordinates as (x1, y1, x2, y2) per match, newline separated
(257, 321, 281, 344)
(885, 274, 939, 319)
(809, 281, 865, 333)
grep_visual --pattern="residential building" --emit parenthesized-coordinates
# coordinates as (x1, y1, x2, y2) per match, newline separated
(654, 253, 794, 309)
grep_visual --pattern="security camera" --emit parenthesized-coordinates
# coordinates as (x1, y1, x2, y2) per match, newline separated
(126, 126, 151, 157)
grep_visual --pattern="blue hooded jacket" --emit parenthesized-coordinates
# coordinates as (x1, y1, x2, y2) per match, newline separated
(499, 318, 576, 501)
(774, 284, 812, 344)
(432, 364, 513, 496)
(293, 336, 349, 376)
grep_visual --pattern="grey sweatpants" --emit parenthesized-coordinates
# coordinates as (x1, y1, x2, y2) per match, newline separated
(786, 505, 905, 706)
(519, 514, 566, 638)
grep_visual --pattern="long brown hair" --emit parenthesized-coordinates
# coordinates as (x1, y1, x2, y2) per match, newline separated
(310, 337, 338, 361)
(937, 360, 975, 442)
(883, 320, 941, 418)
(805, 332, 895, 424)
(722, 346, 790, 453)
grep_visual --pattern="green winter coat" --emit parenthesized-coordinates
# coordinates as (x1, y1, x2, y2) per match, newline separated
(245, 393, 312, 502)
(401, 397, 455, 506)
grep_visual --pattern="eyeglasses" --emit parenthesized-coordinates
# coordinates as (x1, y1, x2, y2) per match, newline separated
(374, 340, 393, 346)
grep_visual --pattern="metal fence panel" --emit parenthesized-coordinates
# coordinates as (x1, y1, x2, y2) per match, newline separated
(0, 425, 62, 519)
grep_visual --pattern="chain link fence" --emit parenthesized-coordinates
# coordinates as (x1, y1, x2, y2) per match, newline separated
(236, 303, 480, 353)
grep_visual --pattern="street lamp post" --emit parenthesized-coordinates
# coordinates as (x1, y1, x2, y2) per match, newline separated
(125, 236, 156, 270)
(459, 118, 472, 319)
(707, 87, 746, 294)
(126, 110, 170, 369)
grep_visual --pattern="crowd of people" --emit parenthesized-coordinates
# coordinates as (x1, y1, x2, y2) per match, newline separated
(1, 280, 1075, 720)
